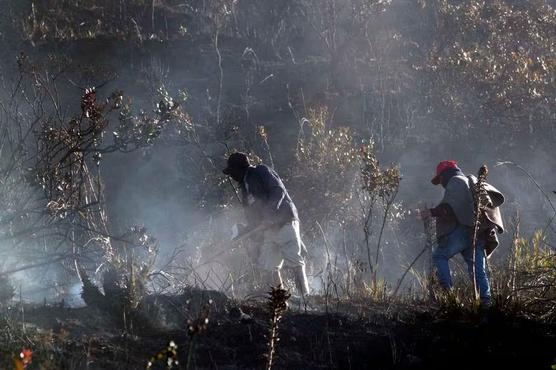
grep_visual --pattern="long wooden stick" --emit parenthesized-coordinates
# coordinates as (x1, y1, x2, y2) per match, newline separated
(392, 244, 428, 297)
(471, 165, 489, 302)
(392, 208, 434, 298)
(197, 224, 267, 267)
(423, 207, 435, 299)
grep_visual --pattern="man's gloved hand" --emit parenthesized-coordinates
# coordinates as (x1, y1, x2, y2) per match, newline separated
(415, 207, 432, 220)
(231, 223, 247, 240)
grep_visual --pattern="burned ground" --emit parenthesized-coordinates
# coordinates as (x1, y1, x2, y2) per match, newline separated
(3, 292, 555, 370)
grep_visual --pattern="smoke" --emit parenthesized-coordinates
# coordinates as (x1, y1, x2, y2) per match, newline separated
(0, 0, 554, 300)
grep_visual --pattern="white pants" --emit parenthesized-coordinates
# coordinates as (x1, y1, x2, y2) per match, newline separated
(259, 220, 305, 272)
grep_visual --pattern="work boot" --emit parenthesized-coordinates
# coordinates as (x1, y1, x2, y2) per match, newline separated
(272, 269, 284, 289)
(478, 299, 494, 325)
(251, 270, 283, 298)
(293, 265, 310, 298)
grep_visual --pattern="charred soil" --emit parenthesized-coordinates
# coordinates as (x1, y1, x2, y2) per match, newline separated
(4, 295, 556, 370)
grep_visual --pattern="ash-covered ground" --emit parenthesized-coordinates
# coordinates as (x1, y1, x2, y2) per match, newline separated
(3, 289, 554, 370)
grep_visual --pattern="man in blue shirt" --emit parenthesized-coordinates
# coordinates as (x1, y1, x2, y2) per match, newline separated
(223, 152, 310, 298)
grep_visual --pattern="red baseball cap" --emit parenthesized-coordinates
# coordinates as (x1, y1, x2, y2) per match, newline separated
(431, 160, 458, 185)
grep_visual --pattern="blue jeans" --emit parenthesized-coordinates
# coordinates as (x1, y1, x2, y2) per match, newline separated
(432, 224, 491, 305)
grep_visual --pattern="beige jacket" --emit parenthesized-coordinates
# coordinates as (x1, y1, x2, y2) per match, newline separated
(437, 174, 505, 256)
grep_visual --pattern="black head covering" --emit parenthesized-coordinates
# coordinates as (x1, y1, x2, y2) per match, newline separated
(223, 152, 250, 175)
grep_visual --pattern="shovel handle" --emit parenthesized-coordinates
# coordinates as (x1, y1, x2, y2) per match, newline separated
(198, 224, 267, 266)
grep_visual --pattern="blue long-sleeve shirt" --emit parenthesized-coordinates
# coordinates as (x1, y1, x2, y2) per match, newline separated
(240, 165, 299, 227)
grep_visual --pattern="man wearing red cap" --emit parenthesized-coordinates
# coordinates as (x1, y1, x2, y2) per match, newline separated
(420, 160, 504, 306)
